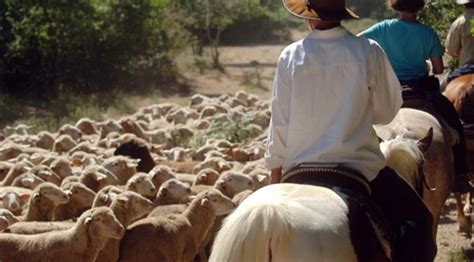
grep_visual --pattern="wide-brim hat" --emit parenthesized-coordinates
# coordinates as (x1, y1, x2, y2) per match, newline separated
(282, 0, 359, 20)
(457, 0, 474, 4)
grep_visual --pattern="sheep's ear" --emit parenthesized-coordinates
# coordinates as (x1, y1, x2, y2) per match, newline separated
(99, 194, 109, 203)
(95, 173, 108, 182)
(85, 217, 92, 226)
(198, 174, 207, 181)
(32, 193, 41, 201)
(200, 198, 209, 207)
(188, 195, 197, 201)
(21, 177, 35, 187)
(19, 193, 31, 201)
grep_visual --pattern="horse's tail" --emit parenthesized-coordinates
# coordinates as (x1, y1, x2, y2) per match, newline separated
(209, 195, 290, 262)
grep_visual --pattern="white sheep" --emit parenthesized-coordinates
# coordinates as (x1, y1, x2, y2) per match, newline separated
(126, 172, 157, 198)
(92, 186, 124, 208)
(11, 173, 45, 189)
(53, 134, 78, 154)
(23, 182, 69, 221)
(0, 162, 31, 186)
(193, 168, 220, 186)
(148, 165, 176, 189)
(75, 118, 98, 135)
(54, 182, 96, 221)
(80, 165, 120, 192)
(28, 165, 62, 186)
(192, 157, 232, 174)
(96, 191, 154, 262)
(102, 156, 138, 184)
(215, 171, 256, 198)
(35, 131, 56, 150)
(0, 190, 31, 215)
(119, 189, 235, 261)
(0, 208, 19, 231)
(153, 178, 192, 206)
(0, 206, 124, 262)
(59, 124, 83, 141)
(50, 157, 72, 179)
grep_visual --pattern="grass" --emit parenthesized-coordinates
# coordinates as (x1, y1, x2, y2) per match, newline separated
(449, 248, 471, 262)
(0, 90, 136, 134)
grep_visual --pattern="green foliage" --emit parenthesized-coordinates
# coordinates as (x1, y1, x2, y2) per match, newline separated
(0, 0, 188, 98)
(449, 248, 470, 262)
(419, 1, 462, 42)
(174, 114, 262, 148)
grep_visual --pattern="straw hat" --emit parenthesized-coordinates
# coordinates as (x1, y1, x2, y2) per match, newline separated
(457, 0, 474, 4)
(282, 0, 359, 20)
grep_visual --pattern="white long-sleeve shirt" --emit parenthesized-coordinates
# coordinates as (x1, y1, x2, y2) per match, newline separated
(265, 26, 402, 181)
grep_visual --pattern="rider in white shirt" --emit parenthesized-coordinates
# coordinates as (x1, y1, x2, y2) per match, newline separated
(266, 0, 435, 261)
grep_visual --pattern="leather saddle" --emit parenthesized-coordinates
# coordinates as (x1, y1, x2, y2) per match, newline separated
(281, 163, 393, 261)
(400, 76, 439, 113)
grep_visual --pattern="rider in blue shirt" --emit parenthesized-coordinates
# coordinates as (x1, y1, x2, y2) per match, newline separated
(360, 0, 472, 194)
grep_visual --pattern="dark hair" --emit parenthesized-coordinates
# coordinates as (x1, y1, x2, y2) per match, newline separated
(387, 0, 425, 13)
(465, 3, 474, 9)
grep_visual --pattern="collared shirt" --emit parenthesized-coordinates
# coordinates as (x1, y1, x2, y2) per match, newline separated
(264, 26, 402, 181)
(446, 9, 474, 65)
(361, 19, 444, 81)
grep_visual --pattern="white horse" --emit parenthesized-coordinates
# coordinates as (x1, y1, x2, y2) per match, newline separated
(209, 134, 430, 262)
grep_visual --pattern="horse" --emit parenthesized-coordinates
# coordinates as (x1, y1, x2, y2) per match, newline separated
(444, 73, 474, 237)
(209, 134, 431, 262)
(375, 108, 461, 241)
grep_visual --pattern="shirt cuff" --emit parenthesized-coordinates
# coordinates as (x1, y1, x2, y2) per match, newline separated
(264, 154, 285, 170)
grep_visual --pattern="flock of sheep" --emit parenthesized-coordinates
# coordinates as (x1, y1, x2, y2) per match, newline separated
(0, 91, 272, 261)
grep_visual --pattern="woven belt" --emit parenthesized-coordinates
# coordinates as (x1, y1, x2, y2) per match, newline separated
(282, 164, 372, 195)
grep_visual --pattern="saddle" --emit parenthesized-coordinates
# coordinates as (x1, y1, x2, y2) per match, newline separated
(400, 76, 439, 112)
(281, 164, 393, 261)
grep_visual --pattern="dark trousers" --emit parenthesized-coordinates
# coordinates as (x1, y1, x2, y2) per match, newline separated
(371, 167, 436, 262)
(430, 93, 469, 175)
(401, 77, 469, 177)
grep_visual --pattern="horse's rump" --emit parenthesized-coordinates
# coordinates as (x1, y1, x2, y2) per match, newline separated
(209, 184, 385, 262)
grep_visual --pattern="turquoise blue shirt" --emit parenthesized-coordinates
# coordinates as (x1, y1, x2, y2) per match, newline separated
(361, 19, 444, 81)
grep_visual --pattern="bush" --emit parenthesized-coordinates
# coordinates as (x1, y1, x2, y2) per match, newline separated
(0, 0, 188, 98)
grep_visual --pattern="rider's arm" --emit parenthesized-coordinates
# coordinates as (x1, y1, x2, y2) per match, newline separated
(367, 43, 403, 126)
(430, 56, 444, 75)
(265, 52, 292, 173)
(446, 19, 462, 58)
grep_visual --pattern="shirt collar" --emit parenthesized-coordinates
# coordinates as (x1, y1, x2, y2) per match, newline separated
(306, 26, 350, 40)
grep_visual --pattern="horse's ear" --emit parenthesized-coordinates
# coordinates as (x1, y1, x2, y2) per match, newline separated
(417, 127, 433, 152)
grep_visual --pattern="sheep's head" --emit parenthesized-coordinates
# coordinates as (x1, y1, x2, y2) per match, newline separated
(29, 165, 61, 186)
(126, 173, 157, 198)
(36, 131, 55, 150)
(0, 191, 30, 213)
(59, 124, 83, 141)
(216, 171, 255, 197)
(14, 173, 45, 189)
(83, 207, 124, 239)
(0, 208, 19, 229)
(53, 135, 77, 154)
(102, 156, 138, 180)
(93, 186, 123, 208)
(198, 189, 236, 216)
(159, 178, 191, 202)
(0, 143, 23, 161)
(75, 118, 98, 135)
(62, 182, 96, 207)
(32, 182, 69, 205)
(115, 191, 153, 221)
(149, 165, 176, 187)
(82, 165, 120, 192)
(50, 157, 72, 179)
(194, 168, 220, 186)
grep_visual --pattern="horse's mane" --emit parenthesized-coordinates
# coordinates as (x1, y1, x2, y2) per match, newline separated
(379, 136, 425, 194)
